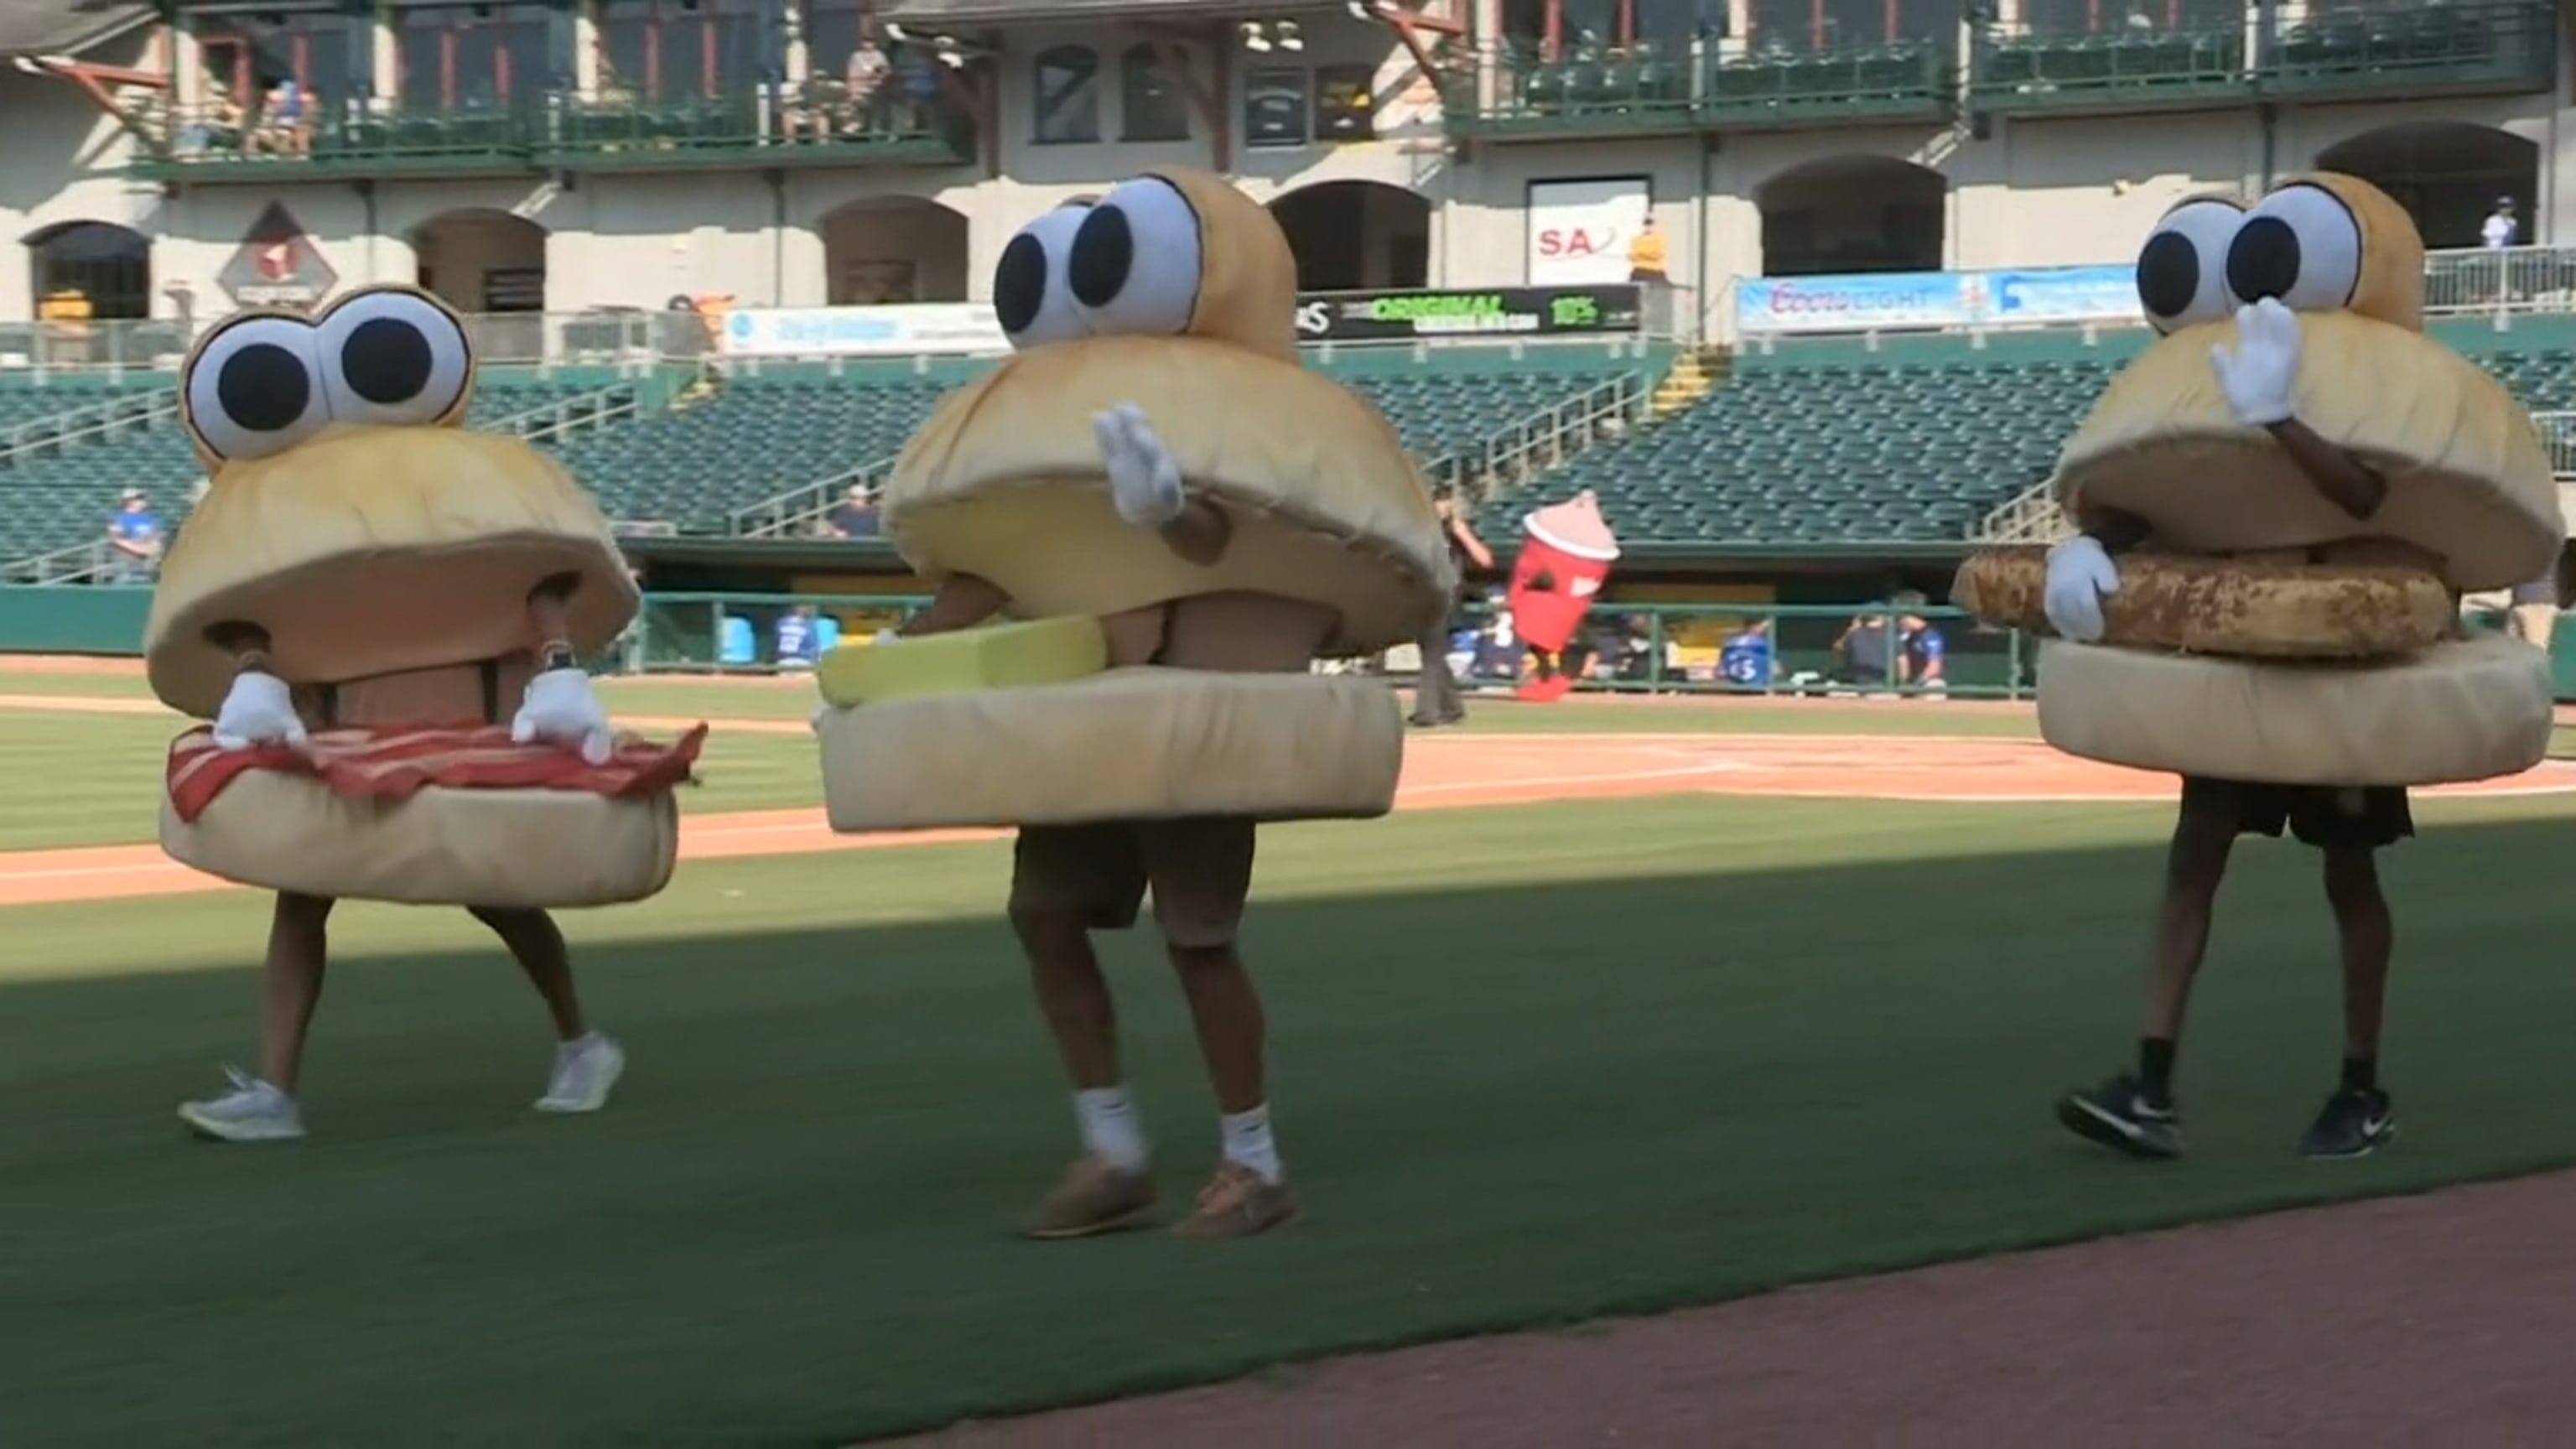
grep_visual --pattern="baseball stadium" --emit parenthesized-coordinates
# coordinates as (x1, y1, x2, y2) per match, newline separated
(6, 0, 2576, 1440)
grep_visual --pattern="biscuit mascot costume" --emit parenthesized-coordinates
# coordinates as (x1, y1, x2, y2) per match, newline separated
(1507, 488, 1623, 702)
(811, 169, 1453, 1239)
(1953, 175, 2564, 1161)
(147, 284, 707, 1142)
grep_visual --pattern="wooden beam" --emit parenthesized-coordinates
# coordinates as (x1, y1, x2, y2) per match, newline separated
(33, 59, 173, 158)
(929, 59, 1000, 179)
(1146, 33, 1229, 174)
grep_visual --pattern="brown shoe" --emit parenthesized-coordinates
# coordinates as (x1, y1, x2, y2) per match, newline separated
(1174, 1161, 1301, 1239)
(1022, 1157, 1157, 1240)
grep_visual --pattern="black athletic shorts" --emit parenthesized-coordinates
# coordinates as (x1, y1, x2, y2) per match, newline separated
(2179, 776, 2413, 851)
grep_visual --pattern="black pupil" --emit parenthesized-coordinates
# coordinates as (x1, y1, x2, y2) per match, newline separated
(2226, 216, 2301, 305)
(341, 316, 434, 405)
(993, 232, 1048, 335)
(215, 341, 311, 434)
(2134, 231, 2201, 320)
(1068, 205, 1134, 309)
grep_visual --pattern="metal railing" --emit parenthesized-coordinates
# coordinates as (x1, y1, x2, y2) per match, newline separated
(484, 382, 647, 445)
(731, 457, 896, 538)
(0, 538, 132, 585)
(1424, 372, 1653, 501)
(1973, 481, 2071, 543)
(0, 389, 178, 464)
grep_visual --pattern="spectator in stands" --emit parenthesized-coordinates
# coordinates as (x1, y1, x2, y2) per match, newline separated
(254, 78, 310, 155)
(775, 605, 823, 671)
(844, 34, 892, 132)
(1626, 217, 1668, 283)
(106, 488, 164, 582)
(1412, 490, 1493, 725)
(1719, 616, 1774, 689)
(1832, 608, 1898, 688)
(2483, 196, 2519, 249)
(1896, 591, 1946, 692)
(830, 483, 881, 538)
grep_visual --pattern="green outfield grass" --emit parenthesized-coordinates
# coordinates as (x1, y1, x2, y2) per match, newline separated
(13, 788, 2576, 1445)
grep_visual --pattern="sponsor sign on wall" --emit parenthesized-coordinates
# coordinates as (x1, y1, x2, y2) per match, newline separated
(1526, 177, 1653, 288)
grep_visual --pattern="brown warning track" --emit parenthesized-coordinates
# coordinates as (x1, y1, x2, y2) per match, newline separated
(895, 1171, 2576, 1446)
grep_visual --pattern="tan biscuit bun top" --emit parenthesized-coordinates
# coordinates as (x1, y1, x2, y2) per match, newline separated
(2057, 173, 2563, 592)
(146, 285, 638, 719)
(886, 168, 1452, 655)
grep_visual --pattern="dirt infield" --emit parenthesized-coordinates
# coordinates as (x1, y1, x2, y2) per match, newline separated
(896, 1170, 2576, 1446)
(3, 719, 2574, 907)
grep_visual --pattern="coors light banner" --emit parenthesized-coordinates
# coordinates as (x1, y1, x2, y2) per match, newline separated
(1294, 286, 1644, 344)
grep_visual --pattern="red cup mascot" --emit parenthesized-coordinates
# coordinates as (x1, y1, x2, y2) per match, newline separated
(1509, 490, 1622, 702)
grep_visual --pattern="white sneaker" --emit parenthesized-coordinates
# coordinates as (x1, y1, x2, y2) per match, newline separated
(178, 1067, 306, 1143)
(535, 1032, 625, 1114)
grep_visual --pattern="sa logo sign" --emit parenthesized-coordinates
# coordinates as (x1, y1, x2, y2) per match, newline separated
(1534, 225, 1618, 258)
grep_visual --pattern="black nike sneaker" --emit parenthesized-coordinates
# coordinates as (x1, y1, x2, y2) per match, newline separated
(2299, 1086, 2397, 1160)
(2057, 1072, 2184, 1159)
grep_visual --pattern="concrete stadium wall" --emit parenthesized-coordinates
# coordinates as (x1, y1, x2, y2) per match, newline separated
(4, 19, 2567, 326)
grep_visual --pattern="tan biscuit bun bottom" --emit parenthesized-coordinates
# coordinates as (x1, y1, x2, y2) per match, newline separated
(817, 668, 1404, 831)
(160, 782, 679, 906)
(2035, 634, 2552, 787)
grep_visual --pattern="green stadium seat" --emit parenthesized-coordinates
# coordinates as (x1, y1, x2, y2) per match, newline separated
(1484, 325, 2576, 548)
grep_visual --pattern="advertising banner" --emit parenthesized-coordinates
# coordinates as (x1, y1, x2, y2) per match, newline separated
(722, 303, 1008, 357)
(1736, 264, 2141, 335)
(1527, 177, 1653, 288)
(1294, 286, 1644, 343)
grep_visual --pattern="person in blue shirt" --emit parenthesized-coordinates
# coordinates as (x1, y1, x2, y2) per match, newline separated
(106, 488, 164, 583)
(1898, 601, 1945, 690)
(1718, 616, 1774, 688)
(775, 604, 823, 671)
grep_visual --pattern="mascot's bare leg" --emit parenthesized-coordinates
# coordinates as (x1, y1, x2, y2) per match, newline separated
(1012, 818, 1301, 1242)
(467, 906, 626, 1113)
(174, 892, 333, 1142)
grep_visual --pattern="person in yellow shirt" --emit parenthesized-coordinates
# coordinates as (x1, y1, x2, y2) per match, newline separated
(1627, 218, 1668, 283)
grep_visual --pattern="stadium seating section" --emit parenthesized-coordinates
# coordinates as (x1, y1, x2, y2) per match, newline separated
(3, 319, 2570, 561)
(0, 376, 620, 560)
(1470, 317, 2576, 547)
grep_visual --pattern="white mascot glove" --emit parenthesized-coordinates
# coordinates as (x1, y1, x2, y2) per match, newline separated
(1093, 402, 1187, 527)
(211, 671, 307, 751)
(2208, 297, 2302, 428)
(2042, 535, 2122, 644)
(511, 667, 615, 766)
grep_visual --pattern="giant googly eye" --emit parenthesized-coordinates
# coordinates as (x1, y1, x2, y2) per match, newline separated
(315, 288, 474, 426)
(2136, 198, 2245, 335)
(993, 204, 1093, 351)
(183, 314, 329, 465)
(2229, 184, 2363, 316)
(1067, 176, 1203, 338)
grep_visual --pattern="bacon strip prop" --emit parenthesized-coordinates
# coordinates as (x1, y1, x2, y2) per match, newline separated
(167, 724, 709, 824)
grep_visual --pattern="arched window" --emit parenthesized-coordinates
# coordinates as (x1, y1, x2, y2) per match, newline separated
(1031, 44, 1098, 143)
(27, 222, 151, 320)
(1119, 43, 1189, 142)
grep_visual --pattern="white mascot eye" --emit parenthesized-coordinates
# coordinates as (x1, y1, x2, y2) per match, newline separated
(184, 315, 329, 463)
(2231, 183, 2365, 316)
(1066, 175, 1203, 338)
(315, 288, 475, 426)
(993, 205, 1093, 351)
(2134, 198, 2245, 335)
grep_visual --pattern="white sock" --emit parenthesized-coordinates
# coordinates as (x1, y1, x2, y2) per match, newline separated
(1073, 1086, 1150, 1172)
(1220, 1104, 1283, 1184)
